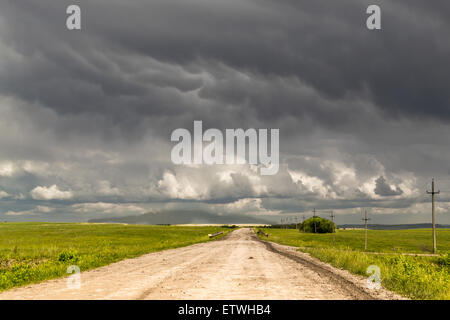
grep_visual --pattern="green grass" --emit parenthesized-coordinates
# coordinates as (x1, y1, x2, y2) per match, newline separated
(256, 228, 450, 300)
(258, 228, 450, 253)
(0, 222, 231, 292)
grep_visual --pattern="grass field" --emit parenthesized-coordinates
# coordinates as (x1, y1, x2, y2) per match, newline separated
(0, 222, 231, 292)
(257, 228, 450, 300)
(258, 228, 450, 253)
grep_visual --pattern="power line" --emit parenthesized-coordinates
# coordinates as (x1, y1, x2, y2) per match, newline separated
(426, 178, 440, 254)
(330, 210, 335, 246)
(313, 208, 317, 233)
(362, 209, 370, 251)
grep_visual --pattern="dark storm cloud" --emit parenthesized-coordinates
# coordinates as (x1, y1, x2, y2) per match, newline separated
(1, 0, 449, 133)
(89, 0, 450, 123)
(374, 176, 403, 196)
(0, 0, 450, 223)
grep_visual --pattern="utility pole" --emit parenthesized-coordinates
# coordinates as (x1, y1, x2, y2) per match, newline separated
(362, 210, 370, 250)
(330, 211, 335, 246)
(313, 208, 317, 233)
(302, 214, 305, 232)
(427, 178, 440, 254)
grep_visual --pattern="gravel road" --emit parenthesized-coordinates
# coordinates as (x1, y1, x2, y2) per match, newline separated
(0, 228, 403, 300)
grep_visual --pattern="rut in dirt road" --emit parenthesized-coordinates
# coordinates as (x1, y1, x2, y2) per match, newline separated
(0, 228, 401, 300)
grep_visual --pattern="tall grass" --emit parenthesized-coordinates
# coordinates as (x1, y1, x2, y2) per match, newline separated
(257, 228, 450, 300)
(259, 228, 450, 253)
(0, 222, 230, 292)
(303, 247, 450, 300)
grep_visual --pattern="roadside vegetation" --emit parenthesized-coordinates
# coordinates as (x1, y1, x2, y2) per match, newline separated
(256, 228, 450, 300)
(300, 217, 335, 233)
(0, 222, 231, 292)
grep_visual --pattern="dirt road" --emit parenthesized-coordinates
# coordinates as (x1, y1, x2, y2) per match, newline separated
(0, 228, 403, 300)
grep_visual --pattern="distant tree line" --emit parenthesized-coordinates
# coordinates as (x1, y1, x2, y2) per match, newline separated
(268, 217, 336, 233)
(266, 224, 298, 229)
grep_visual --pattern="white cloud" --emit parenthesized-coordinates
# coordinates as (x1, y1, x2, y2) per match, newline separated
(97, 180, 121, 196)
(72, 202, 146, 215)
(0, 190, 9, 199)
(288, 169, 330, 198)
(224, 198, 280, 215)
(5, 210, 30, 216)
(30, 184, 73, 200)
(157, 171, 204, 200)
(22, 161, 50, 176)
(0, 161, 15, 176)
(5, 205, 53, 216)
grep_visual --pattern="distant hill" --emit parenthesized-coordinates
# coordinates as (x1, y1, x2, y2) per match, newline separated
(88, 210, 271, 225)
(338, 223, 450, 230)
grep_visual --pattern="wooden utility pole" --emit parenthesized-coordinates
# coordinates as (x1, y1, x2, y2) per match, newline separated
(313, 208, 317, 233)
(362, 210, 370, 250)
(302, 214, 305, 232)
(427, 178, 440, 254)
(330, 211, 335, 246)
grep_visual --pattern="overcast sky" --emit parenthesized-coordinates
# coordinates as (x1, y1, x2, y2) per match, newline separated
(1, 0, 450, 224)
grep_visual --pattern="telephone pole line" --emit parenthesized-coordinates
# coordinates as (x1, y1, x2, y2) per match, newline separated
(330, 211, 335, 246)
(427, 178, 440, 254)
(362, 210, 370, 250)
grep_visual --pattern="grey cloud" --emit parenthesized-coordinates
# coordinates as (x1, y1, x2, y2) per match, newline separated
(374, 176, 403, 196)
(1, 0, 449, 131)
(0, 0, 450, 223)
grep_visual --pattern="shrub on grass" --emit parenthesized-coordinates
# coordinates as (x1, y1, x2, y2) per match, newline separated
(58, 249, 79, 263)
(301, 217, 336, 233)
(437, 253, 450, 267)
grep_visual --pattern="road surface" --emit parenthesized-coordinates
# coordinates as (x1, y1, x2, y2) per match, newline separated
(0, 228, 402, 300)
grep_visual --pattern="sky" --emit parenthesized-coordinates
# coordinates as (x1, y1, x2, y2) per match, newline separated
(0, 0, 450, 225)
